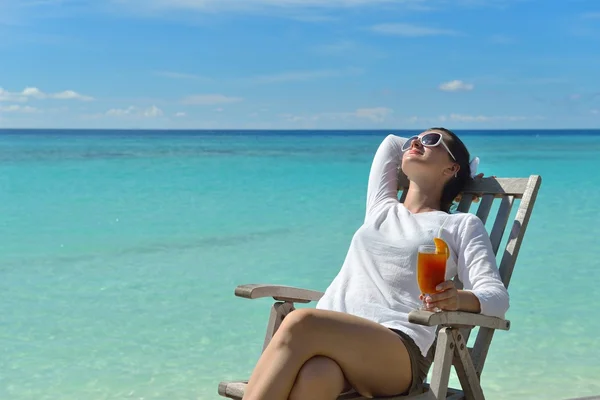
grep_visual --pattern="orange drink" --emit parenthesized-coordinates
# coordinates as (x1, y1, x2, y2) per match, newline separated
(417, 242, 448, 296)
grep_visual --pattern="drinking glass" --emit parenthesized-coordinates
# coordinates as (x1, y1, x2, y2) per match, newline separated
(417, 245, 447, 311)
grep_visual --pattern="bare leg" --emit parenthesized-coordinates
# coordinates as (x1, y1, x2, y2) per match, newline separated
(242, 308, 413, 400)
(288, 356, 350, 400)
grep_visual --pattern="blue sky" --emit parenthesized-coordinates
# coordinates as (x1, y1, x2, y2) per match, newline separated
(0, 0, 599, 129)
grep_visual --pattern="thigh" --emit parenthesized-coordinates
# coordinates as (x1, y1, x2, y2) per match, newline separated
(279, 308, 413, 397)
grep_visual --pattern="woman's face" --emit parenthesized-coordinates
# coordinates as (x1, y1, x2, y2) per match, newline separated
(401, 130, 458, 182)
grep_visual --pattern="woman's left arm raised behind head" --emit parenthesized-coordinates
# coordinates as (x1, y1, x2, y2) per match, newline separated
(365, 134, 408, 220)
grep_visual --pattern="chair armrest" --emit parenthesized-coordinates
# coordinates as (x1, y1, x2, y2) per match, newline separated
(408, 310, 510, 331)
(234, 284, 325, 304)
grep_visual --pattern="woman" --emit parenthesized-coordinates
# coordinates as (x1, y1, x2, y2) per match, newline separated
(242, 128, 509, 400)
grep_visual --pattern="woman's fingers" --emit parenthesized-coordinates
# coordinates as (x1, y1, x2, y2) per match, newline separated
(422, 281, 459, 311)
(427, 291, 455, 303)
(435, 281, 455, 291)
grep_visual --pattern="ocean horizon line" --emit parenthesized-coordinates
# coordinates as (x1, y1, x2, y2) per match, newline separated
(1, 128, 599, 136)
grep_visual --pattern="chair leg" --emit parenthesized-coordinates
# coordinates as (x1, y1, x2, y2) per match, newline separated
(428, 327, 455, 399)
(451, 330, 485, 400)
(262, 301, 294, 352)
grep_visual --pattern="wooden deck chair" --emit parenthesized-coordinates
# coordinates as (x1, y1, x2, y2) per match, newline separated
(218, 175, 542, 400)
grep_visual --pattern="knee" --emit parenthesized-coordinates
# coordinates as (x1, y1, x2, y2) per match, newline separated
(274, 308, 319, 344)
(289, 356, 345, 400)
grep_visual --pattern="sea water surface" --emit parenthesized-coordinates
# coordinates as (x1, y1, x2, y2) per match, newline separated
(1, 129, 600, 400)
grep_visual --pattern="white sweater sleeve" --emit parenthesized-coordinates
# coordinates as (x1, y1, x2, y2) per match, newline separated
(365, 134, 408, 220)
(456, 214, 510, 318)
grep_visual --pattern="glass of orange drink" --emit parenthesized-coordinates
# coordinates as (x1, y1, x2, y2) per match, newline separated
(417, 239, 449, 311)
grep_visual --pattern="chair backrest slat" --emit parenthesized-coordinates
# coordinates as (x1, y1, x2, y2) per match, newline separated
(498, 176, 542, 287)
(475, 194, 495, 224)
(399, 188, 408, 203)
(489, 195, 515, 255)
(456, 195, 473, 213)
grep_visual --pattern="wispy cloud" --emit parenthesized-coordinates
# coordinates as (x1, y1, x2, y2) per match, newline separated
(248, 67, 363, 84)
(370, 23, 460, 37)
(581, 12, 600, 19)
(180, 94, 243, 105)
(407, 113, 545, 124)
(153, 70, 210, 81)
(445, 113, 542, 122)
(174, 111, 186, 117)
(0, 87, 93, 102)
(119, 0, 417, 13)
(281, 106, 393, 124)
(0, 104, 39, 113)
(354, 107, 393, 122)
(105, 105, 163, 118)
(439, 80, 474, 92)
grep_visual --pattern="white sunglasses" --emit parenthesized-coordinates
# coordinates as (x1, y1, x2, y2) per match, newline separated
(401, 132, 456, 161)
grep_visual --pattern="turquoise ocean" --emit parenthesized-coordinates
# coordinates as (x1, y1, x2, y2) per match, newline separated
(2, 129, 600, 400)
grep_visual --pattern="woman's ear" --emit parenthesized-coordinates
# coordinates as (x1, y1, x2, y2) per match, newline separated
(448, 163, 460, 178)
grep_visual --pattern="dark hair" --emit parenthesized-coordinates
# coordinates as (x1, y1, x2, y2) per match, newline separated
(428, 127, 472, 213)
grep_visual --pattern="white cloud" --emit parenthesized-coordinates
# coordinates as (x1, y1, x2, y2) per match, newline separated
(106, 106, 135, 117)
(0, 104, 38, 113)
(124, 0, 416, 12)
(404, 113, 544, 124)
(370, 23, 459, 37)
(355, 107, 393, 122)
(281, 107, 393, 124)
(106, 105, 164, 118)
(248, 67, 363, 84)
(439, 80, 474, 92)
(53, 90, 94, 101)
(581, 12, 600, 19)
(143, 105, 163, 117)
(447, 113, 543, 122)
(591, 109, 599, 115)
(175, 111, 187, 117)
(181, 94, 243, 105)
(0, 86, 93, 102)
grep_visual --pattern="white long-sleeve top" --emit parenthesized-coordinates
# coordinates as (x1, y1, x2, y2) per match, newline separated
(316, 134, 510, 357)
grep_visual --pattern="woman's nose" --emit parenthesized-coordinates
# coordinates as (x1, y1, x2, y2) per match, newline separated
(411, 138, 422, 149)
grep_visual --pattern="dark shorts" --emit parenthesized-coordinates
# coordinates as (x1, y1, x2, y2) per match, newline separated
(389, 328, 433, 395)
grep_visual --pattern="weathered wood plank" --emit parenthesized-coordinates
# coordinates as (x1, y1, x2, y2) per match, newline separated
(498, 175, 542, 287)
(218, 381, 246, 399)
(489, 196, 514, 255)
(408, 310, 510, 331)
(456, 195, 473, 213)
(235, 284, 324, 303)
(461, 178, 531, 197)
(471, 327, 496, 378)
(397, 173, 531, 198)
(451, 330, 485, 400)
(262, 301, 294, 352)
(400, 188, 408, 203)
(429, 328, 455, 399)
(475, 195, 494, 224)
